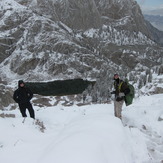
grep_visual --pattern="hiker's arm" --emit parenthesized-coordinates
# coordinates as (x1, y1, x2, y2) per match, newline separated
(13, 90, 19, 103)
(111, 91, 115, 94)
(26, 88, 33, 101)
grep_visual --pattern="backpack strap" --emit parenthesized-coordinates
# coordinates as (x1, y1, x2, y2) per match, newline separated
(118, 81, 123, 92)
(114, 80, 123, 92)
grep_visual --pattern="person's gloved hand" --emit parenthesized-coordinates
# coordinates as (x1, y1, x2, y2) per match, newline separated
(119, 92, 125, 97)
(111, 91, 115, 94)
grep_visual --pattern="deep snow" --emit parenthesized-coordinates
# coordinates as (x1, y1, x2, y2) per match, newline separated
(0, 94, 163, 163)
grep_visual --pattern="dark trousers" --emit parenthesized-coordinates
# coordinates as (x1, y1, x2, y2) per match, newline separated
(19, 102, 35, 119)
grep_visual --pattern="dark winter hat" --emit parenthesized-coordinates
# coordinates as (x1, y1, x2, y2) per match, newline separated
(114, 74, 118, 77)
(113, 74, 119, 80)
(18, 80, 24, 85)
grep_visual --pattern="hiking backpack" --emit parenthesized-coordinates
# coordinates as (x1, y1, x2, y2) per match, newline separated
(124, 79, 135, 106)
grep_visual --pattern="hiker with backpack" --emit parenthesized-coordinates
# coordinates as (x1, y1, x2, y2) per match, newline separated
(111, 74, 130, 119)
(13, 80, 35, 119)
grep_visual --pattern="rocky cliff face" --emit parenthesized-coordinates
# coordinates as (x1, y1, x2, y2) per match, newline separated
(0, 0, 163, 107)
(15, 0, 150, 35)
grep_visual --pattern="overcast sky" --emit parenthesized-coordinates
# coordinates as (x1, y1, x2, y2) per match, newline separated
(136, 0, 163, 10)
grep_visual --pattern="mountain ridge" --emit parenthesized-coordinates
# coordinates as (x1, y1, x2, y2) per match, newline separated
(144, 14, 163, 32)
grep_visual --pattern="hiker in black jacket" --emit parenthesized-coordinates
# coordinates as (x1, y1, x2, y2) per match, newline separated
(13, 80, 35, 119)
(111, 74, 130, 119)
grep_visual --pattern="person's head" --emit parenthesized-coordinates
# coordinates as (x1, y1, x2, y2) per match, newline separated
(18, 80, 25, 88)
(113, 74, 119, 80)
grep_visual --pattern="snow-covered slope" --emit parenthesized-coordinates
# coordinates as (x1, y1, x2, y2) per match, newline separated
(0, 94, 163, 163)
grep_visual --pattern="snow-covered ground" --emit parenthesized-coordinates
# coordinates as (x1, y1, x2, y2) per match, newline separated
(0, 94, 163, 163)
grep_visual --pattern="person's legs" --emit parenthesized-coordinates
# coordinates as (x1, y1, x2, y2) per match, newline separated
(26, 102, 35, 119)
(114, 100, 124, 119)
(18, 103, 27, 117)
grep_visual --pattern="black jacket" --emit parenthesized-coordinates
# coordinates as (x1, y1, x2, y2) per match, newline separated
(13, 87, 33, 104)
(113, 78, 130, 101)
(114, 79, 130, 95)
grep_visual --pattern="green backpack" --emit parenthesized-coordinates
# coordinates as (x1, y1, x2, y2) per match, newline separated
(124, 79, 135, 106)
